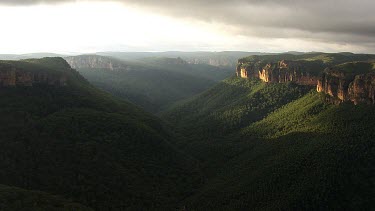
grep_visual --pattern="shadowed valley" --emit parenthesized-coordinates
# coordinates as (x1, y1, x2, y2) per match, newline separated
(0, 52, 374, 210)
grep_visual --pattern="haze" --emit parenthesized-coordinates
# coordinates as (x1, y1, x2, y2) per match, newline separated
(0, 0, 374, 54)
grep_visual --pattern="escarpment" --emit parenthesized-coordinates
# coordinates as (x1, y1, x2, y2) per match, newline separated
(65, 55, 129, 71)
(348, 74, 375, 104)
(237, 58, 375, 105)
(316, 69, 352, 104)
(237, 60, 320, 86)
(0, 58, 69, 87)
(317, 62, 375, 104)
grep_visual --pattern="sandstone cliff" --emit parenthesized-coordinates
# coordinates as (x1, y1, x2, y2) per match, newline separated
(317, 63, 375, 104)
(65, 55, 130, 71)
(237, 60, 320, 86)
(237, 58, 375, 105)
(0, 59, 68, 87)
(348, 74, 375, 104)
(316, 69, 351, 104)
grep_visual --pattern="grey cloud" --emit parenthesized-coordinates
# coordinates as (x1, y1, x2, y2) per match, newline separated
(123, 1, 375, 35)
(1, 0, 374, 51)
(124, 0, 375, 49)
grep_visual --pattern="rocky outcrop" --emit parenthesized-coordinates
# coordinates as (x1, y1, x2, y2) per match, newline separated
(317, 69, 375, 104)
(0, 62, 67, 87)
(316, 70, 350, 103)
(236, 62, 259, 78)
(65, 55, 129, 71)
(238, 59, 375, 105)
(236, 65, 245, 77)
(237, 60, 320, 86)
(348, 74, 375, 104)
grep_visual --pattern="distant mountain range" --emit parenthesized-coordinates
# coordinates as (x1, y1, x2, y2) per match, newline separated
(0, 51, 271, 67)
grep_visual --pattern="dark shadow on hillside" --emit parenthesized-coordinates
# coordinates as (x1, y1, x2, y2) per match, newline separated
(184, 131, 374, 210)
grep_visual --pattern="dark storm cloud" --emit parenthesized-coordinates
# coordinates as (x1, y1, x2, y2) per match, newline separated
(2, 0, 375, 49)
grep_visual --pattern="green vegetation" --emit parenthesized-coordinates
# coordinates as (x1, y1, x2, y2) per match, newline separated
(332, 61, 375, 74)
(161, 77, 312, 175)
(163, 77, 312, 139)
(0, 58, 200, 210)
(240, 52, 375, 65)
(162, 77, 374, 210)
(1, 55, 374, 210)
(0, 57, 70, 79)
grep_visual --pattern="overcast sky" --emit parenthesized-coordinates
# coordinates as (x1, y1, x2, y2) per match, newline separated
(0, 0, 374, 54)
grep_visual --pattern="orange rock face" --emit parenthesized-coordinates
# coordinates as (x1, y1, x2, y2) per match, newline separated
(238, 60, 319, 86)
(316, 71, 349, 103)
(238, 59, 375, 105)
(348, 74, 375, 104)
(316, 70, 375, 104)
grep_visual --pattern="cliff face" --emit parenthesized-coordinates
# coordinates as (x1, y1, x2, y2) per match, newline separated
(238, 58, 375, 105)
(348, 74, 375, 104)
(317, 70, 375, 104)
(236, 63, 259, 78)
(65, 55, 129, 71)
(316, 70, 349, 103)
(237, 60, 319, 86)
(0, 62, 68, 87)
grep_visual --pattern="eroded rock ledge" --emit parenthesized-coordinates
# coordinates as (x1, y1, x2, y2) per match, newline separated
(237, 60, 375, 105)
(317, 63, 375, 104)
(236, 60, 321, 86)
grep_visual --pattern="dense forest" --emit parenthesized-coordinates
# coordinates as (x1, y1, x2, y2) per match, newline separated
(160, 52, 375, 210)
(0, 54, 374, 210)
(0, 58, 201, 210)
(164, 81, 375, 209)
